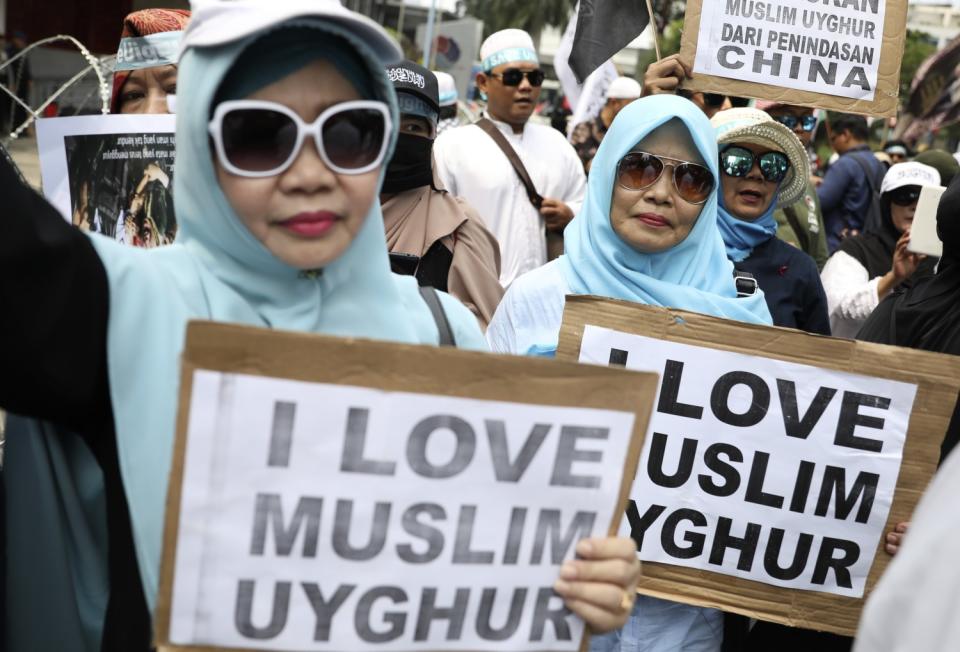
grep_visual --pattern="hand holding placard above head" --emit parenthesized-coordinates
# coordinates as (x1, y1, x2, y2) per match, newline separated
(155, 322, 658, 652)
(678, 0, 910, 117)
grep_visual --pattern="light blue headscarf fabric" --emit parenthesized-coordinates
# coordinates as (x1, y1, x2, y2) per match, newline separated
(87, 18, 485, 611)
(717, 194, 779, 262)
(559, 95, 772, 325)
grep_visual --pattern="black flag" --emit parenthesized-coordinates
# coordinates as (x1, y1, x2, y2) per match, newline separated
(569, 0, 652, 83)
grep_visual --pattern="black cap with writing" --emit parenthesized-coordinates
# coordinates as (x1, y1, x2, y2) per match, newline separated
(386, 59, 440, 114)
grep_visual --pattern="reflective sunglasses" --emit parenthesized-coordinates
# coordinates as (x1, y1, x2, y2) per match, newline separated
(774, 114, 818, 132)
(720, 146, 791, 183)
(490, 68, 546, 87)
(208, 99, 393, 178)
(888, 185, 922, 207)
(617, 152, 715, 205)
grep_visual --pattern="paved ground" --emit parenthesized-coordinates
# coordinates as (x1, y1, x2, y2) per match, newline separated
(5, 134, 42, 189)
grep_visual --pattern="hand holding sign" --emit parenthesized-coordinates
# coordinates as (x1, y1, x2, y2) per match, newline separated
(157, 322, 658, 652)
(678, 0, 910, 117)
(554, 538, 641, 633)
(642, 55, 693, 97)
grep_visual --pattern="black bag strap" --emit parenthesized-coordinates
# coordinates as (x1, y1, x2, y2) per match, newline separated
(782, 204, 810, 253)
(475, 117, 544, 210)
(847, 151, 885, 234)
(848, 151, 884, 195)
(419, 286, 456, 347)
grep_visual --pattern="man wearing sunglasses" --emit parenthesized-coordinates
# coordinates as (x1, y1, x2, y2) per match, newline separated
(755, 101, 830, 270)
(434, 29, 586, 286)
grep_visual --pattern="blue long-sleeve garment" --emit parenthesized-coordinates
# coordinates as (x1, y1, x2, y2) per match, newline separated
(817, 145, 885, 252)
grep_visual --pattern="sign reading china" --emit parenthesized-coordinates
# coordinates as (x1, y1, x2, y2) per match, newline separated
(557, 296, 960, 635)
(679, 0, 909, 117)
(155, 322, 656, 652)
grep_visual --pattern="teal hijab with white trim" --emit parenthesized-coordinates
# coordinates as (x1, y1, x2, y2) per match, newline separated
(559, 95, 772, 325)
(87, 18, 485, 611)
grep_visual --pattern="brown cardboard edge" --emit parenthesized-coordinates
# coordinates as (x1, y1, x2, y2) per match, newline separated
(556, 295, 960, 636)
(154, 320, 661, 652)
(154, 359, 197, 648)
(678, 0, 908, 118)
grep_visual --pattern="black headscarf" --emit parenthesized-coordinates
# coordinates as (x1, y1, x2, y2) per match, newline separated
(838, 193, 902, 278)
(839, 190, 939, 280)
(858, 175, 960, 461)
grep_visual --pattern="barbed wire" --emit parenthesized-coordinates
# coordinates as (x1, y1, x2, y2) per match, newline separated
(0, 34, 112, 141)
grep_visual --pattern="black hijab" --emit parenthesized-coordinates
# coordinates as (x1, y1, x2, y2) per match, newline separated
(858, 175, 960, 460)
(839, 185, 940, 282)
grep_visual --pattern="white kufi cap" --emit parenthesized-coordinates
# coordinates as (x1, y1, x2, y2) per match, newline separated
(434, 71, 458, 107)
(480, 28, 538, 71)
(606, 77, 642, 100)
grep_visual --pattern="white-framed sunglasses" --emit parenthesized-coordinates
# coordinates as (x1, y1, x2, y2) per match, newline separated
(207, 99, 393, 178)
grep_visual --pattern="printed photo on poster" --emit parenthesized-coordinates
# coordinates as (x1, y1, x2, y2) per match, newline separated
(37, 114, 177, 248)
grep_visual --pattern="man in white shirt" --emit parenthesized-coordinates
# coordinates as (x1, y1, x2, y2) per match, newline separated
(434, 29, 587, 286)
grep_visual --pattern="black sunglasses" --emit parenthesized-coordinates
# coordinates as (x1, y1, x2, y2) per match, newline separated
(774, 114, 818, 132)
(490, 68, 546, 87)
(720, 145, 791, 183)
(616, 152, 715, 205)
(888, 185, 922, 207)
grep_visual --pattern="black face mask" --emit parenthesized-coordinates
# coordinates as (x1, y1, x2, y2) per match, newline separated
(383, 133, 435, 194)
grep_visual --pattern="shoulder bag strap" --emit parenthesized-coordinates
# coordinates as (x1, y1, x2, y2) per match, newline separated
(419, 286, 457, 347)
(475, 117, 544, 210)
(848, 151, 883, 194)
(782, 204, 810, 253)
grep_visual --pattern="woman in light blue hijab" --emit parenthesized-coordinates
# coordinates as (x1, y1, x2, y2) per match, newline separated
(487, 95, 771, 357)
(0, 2, 640, 646)
(487, 94, 772, 652)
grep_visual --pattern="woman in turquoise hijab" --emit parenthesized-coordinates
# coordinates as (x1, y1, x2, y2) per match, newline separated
(0, 2, 640, 647)
(487, 95, 772, 652)
(487, 95, 771, 357)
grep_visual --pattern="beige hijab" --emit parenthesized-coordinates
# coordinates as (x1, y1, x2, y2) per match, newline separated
(383, 185, 503, 328)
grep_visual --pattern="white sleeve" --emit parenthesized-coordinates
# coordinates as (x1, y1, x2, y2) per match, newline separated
(432, 132, 458, 196)
(485, 287, 520, 354)
(821, 251, 882, 337)
(560, 141, 587, 215)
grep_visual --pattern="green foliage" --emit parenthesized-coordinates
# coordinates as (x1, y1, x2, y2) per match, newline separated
(636, 18, 684, 80)
(901, 30, 938, 100)
(463, 0, 577, 38)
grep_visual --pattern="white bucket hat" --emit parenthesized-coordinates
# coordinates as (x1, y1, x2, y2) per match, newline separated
(711, 107, 811, 207)
(181, 0, 402, 64)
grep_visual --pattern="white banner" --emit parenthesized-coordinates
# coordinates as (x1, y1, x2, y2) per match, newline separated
(579, 325, 917, 598)
(692, 0, 888, 101)
(168, 370, 638, 651)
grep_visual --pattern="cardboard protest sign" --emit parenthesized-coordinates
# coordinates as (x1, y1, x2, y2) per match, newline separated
(155, 321, 658, 652)
(37, 114, 177, 247)
(557, 296, 960, 635)
(679, 0, 909, 117)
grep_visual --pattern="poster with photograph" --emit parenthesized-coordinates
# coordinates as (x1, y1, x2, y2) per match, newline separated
(37, 114, 177, 248)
